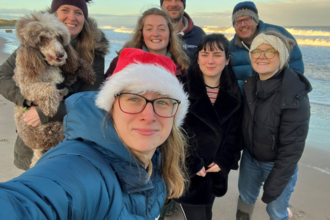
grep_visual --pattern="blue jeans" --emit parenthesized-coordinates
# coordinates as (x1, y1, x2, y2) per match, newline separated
(238, 149, 298, 220)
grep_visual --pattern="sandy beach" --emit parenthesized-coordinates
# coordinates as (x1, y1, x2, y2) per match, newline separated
(0, 35, 330, 220)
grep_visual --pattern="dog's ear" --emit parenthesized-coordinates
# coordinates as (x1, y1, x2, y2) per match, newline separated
(61, 45, 79, 73)
(16, 46, 47, 80)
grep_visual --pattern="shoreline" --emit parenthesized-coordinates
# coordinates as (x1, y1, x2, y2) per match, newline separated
(1, 36, 330, 219)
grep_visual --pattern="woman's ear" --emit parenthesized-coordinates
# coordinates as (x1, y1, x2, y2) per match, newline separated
(62, 45, 79, 73)
(226, 55, 231, 65)
(16, 46, 47, 80)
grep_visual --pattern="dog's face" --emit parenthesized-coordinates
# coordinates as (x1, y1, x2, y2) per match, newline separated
(38, 33, 68, 66)
(16, 12, 72, 67)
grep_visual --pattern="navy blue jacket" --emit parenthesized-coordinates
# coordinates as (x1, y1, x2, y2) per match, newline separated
(0, 92, 166, 220)
(229, 20, 304, 91)
(180, 12, 206, 60)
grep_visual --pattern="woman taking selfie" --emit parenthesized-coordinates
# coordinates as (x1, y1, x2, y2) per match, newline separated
(0, 48, 188, 219)
(0, 0, 109, 170)
(236, 31, 312, 220)
(104, 7, 189, 78)
(172, 34, 243, 220)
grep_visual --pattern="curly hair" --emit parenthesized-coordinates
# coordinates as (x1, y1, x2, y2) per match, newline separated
(121, 7, 189, 71)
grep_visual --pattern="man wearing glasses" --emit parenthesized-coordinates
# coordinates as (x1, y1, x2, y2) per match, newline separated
(229, 1, 304, 92)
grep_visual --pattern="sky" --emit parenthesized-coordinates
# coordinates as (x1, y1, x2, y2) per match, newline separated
(0, 0, 329, 28)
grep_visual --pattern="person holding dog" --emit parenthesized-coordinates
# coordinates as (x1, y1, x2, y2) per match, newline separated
(104, 7, 189, 79)
(0, 48, 189, 220)
(0, 0, 109, 170)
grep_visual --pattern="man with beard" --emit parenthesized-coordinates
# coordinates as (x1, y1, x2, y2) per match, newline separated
(229, 1, 304, 92)
(161, 0, 205, 60)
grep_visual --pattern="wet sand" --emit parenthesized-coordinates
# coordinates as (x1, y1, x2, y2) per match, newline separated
(1, 36, 330, 219)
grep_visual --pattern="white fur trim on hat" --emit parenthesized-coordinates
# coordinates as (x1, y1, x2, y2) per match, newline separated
(96, 63, 189, 126)
(249, 33, 289, 70)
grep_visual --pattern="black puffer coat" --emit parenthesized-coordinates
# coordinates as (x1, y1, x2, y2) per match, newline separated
(175, 65, 243, 205)
(242, 67, 312, 204)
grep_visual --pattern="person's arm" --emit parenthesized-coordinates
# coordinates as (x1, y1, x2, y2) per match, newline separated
(213, 106, 243, 175)
(262, 96, 310, 204)
(36, 53, 105, 124)
(0, 50, 27, 106)
(0, 143, 115, 219)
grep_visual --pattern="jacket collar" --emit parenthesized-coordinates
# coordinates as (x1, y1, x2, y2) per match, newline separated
(180, 12, 195, 36)
(64, 92, 162, 194)
(184, 66, 242, 133)
(244, 67, 312, 109)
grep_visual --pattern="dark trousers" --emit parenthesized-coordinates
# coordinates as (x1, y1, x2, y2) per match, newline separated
(181, 197, 215, 220)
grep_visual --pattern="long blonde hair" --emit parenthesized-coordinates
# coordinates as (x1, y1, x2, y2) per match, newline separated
(76, 21, 95, 65)
(121, 8, 189, 71)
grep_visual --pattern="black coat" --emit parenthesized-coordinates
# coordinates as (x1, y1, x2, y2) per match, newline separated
(242, 67, 312, 204)
(175, 65, 243, 205)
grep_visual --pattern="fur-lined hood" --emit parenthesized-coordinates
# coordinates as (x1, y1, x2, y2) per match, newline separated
(87, 17, 109, 57)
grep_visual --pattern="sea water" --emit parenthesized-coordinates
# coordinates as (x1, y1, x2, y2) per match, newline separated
(1, 26, 329, 149)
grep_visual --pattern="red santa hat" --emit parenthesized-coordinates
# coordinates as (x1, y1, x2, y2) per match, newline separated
(96, 48, 189, 126)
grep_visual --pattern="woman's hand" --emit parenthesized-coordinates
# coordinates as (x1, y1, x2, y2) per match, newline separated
(196, 167, 206, 177)
(23, 106, 41, 127)
(206, 162, 221, 173)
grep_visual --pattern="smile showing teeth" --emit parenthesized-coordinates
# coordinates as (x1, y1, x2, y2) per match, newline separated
(66, 24, 76, 27)
(152, 40, 161, 43)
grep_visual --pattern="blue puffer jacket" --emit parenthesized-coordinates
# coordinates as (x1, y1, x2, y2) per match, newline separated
(229, 20, 304, 91)
(0, 92, 166, 220)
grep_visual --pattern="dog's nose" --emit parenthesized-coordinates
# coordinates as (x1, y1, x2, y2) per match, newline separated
(56, 52, 64, 58)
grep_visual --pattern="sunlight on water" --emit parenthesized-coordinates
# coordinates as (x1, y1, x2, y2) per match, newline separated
(297, 39, 330, 47)
(287, 28, 330, 37)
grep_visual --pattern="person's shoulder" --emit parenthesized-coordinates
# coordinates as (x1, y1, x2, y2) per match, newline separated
(261, 21, 290, 35)
(192, 25, 205, 35)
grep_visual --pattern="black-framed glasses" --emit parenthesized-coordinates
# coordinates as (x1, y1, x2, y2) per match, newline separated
(250, 49, 278, 59)
(115, 93, 181, 118)
(233, 16, 253, 27)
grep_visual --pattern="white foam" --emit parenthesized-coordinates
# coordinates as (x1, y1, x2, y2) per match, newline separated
(299, 163, 330, 175)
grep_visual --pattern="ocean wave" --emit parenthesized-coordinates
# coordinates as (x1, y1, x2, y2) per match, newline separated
(287, 29, 330, 37)
(113, 28, 133, 34)
(305, 70, 330, 81)
(296, 38, 330, 47)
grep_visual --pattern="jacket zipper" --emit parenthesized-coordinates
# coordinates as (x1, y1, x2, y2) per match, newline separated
(251, 81, 263, 159)
(272, 135, 276, 150)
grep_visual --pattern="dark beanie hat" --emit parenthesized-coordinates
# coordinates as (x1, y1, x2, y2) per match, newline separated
(51, 0, 91, 19)
(232, 1, 259, 24)
(160, 0, 186, 9)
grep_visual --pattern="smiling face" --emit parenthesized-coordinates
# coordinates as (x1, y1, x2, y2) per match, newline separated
(251, 44, 281, 80)
(234, 16, 258, 44)
(142, 15, 170, 56)
(112, 92, 174, 159)
(198, 44, 229, 85)
(161, 0, 185, 23)
(56, 5, 85, 39)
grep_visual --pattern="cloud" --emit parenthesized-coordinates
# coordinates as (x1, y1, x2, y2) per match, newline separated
(189, 0, 329, 27)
